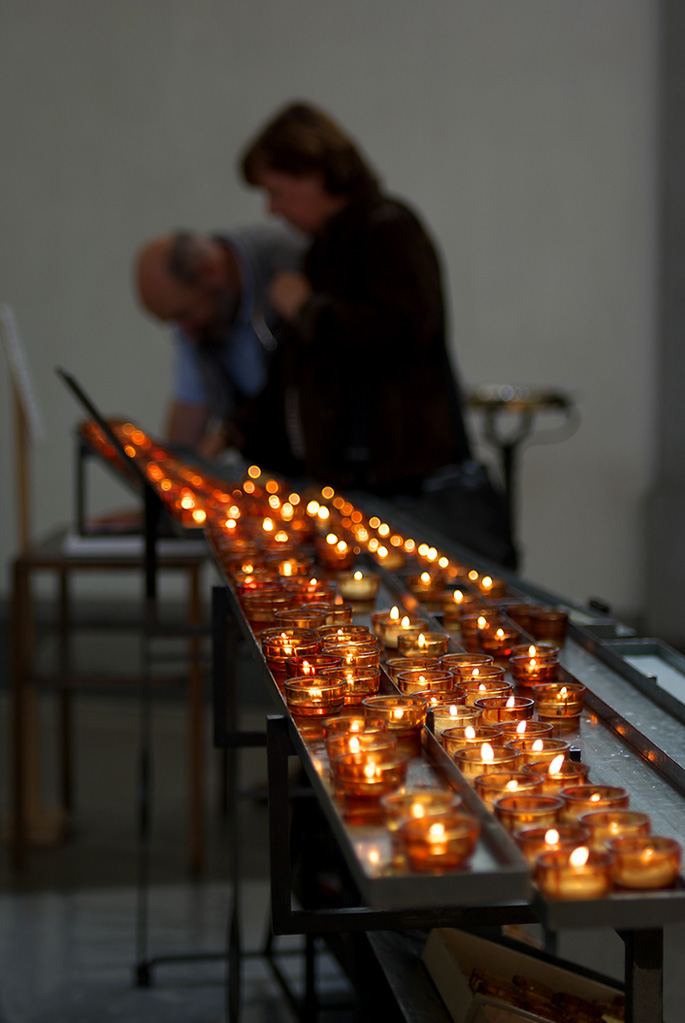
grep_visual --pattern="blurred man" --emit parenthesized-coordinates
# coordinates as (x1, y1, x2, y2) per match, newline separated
(135, 226, 304, 458)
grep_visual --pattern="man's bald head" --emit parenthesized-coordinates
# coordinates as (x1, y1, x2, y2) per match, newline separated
(135, 232, 241, 340)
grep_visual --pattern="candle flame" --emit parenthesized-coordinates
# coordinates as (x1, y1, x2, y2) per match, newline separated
(545, 829, 560, 845)
(590, 792, 602, 802)
(477, 616, 488, 630)
(390, 606, 400, 621)
(262, 517, 274, 532)
(349, 736, 361, 753)
(558, 686, 569, 699)
(641, 846, 655, 863)
(363, 762, 379, 780)
(529, 658, 538, 670)
(516, 720, 527, 734)
(453, 590, 464, 604)
(420, 572, 431, 584)
(496, 628, 504, 640)
(528, 645, 537, 656)
(282, 562, 293, 576)
(428, 823, 447, 842)
(549, 754, 565, 775)
(478, 683, 487, 692)
(465, 726, 476, 739)
(532, 739, 544, 752)
(482, 576, 493, 590)
(505, 780, 519, 792)
(418, 634, 426, 648)
(481, 743, 495, 762)
(411, 802, 425, 819)
(570, 846, 590, 867)
(506, 695, 516, 708)
(471, 668, 480, 678)
(448, 705, 460, 717)
(400, 616, 411, 628)
(368, 847, 380, 865)
(353, 570, 363, 580)
(393, 708, 405, 721)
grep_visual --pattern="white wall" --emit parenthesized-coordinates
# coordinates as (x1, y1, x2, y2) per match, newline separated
(0, 1, 657, 621)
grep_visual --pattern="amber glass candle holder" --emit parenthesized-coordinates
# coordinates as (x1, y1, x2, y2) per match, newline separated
(502, 605, 535, 633)
(442, 724, 505, 756)
(332, 749, 409, 799)
(381, 788, 462, 841)
(321, 642, 381, 670)
(535, 847, 614, 900)
(362, 695, 427, 736)
(285, 653, 342, 678)
(336, 570, 381, 602)
(497, 719, 554, 741)
(273, 606, 329, 631)
(474, 695, 535, 725)
(441, 589, 479, 624)
(507, 736, 570, 768)
(475, 574, 508, 600)
(400, 812, 480, 872)
(314, 535, 356, 571)
(454, 744, 519, 781)
(308, 601, 354, 626)
(509, 655, 560, 687)
(559, 785, 630, 823)
(322, 709, 388, 741)
(283, 578, 336, 605)
(480, 624, 521, 659)
(441, 653, 493, 674)
(321, 666, 381, 704)
(528, 608, 569, 644)
(406, 571, 446, 603)
(493, 794, 564, 835)
(385, 655, 441, 682)
(522, 758, 590, 795)
(510, 642, 560, 659)
(578, 810, 651, 852)
(284, 675, 346, 717)
(454, 663, 507, 683)
(396, 668, 455, 696)
(415, 689, 466, 713)
(459, 678, 512, 707)
(432, 703, 482, 737)
(326, 729, 397, 764)
(459, 610, 503, 652)
(515, 824, 591, 865)
(474, 771, 543, 808)
(397, 631, 450, 658)
(607, 836, 682, 889)
(374, 611, 427, 649)
(532, 682, 586, 727)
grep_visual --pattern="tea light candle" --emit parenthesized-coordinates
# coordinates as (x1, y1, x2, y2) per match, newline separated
(441, 725, 505, 756)
(333, 749, 409, 799)
(607, 836, 682, 889)
(397, 630, 450, 658)
(535, 846, 614, 900)
(497, 719, 554, 741)
(480, 624, 520, 659)
(309, 601, 354, 625)
(441, 589, 479, 624)
(459, 610, 502, 652)
(459, 678, 512, 707)
(474, 771, 543, 807)
(528, 608, 569, 644)
(385, 656, 441, 683)
(474, 695, 535, 725)
(493, 794, 564, 834)
(327, 729, 397, 764)
(381, 788, 462, 837)
(284, 675, 346, 717)
(336, 569, 381, 602)
(532, 682, 586, 727)
(273, 606, 329, 630)
(320, 641, 381, 670)
(515, 824, 591, 865)
(510, 642, 560, 660)
(441, 653, 493, 673)
(432, 702, 482, 737)
(285, 653, 343, 678)
(559, 785, 630, 823)
(406, 571, 446, 602)
(510, 654, 560, 687)
(454, 743, 519, 781)
(400, 812, 480, 871)
(396, 667, 455, 696)
(522, 756, 590, 795)
(321, 665, 381, 703)
(476, 574, 507, 599)
(507, 737, 571, 768)
(578, 810, 651, 852)
(362, 695, 427, 736)
(323, 710, 388, 740)
(454, 663, 507, 683)
(415, 689, 466, 712)
(374, 610, 427, 649)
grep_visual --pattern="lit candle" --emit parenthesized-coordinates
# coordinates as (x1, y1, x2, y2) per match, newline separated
(493, 794, 564, 834)
(497, 719, 554, 740)
(326, 728, 396, 764)
(459, 678, 512, 707)
(559, 785, 630, 823)
(336, 569, 381, 602)
(320, 665, 381, 703)
(381, 788, 463, 848)
(454, 742, 519, 782)
(607, 836, 682, 889)
(441, 724, 505, 756)
(480, 624, 521, 659)
(384, 655, 441, 683)
(507, 736, 571, 768)
(509, 654, 561, 687)
(332, 749, 409, 799)
(361, 695, 427, 737)
(441, 588, 478, 625)
(396, 667, 455, 696)
(400, 812, 480, 872)
(397, 630, 450, 658)
(432, 702, 482, 738)
(532, 682, 586, 728)
(577, 810, 651, 852)
(535, 846, 614, 900)
(283, 675, 346, 717)
(373, 609, 427, 649)
(528, 608, 569, 644)
(474, 695, 535, 725)
(474, 771, 543, 807)
(285, 654, 342, 678)
(515, 824, 591, 865)
(521, 755, 590, 795)
(406, 570, 446, 602)
(440, 653, 494, 674)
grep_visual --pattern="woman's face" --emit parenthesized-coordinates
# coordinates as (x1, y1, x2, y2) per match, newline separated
(254, 168, 345, 235)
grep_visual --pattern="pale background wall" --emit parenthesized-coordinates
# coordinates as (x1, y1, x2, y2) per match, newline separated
(0, 0, 657, 623)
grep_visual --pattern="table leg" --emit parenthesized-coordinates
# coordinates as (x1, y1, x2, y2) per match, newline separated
(621, 928, 663, 1023)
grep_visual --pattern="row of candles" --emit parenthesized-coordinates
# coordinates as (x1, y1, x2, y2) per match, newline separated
(81, 422, 683, 897)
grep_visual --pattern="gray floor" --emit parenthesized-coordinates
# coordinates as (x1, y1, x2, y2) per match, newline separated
(0, 616, 354, 1022)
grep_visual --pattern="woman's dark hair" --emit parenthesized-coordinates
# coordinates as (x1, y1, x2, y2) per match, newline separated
(240, 101, 379, 197)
